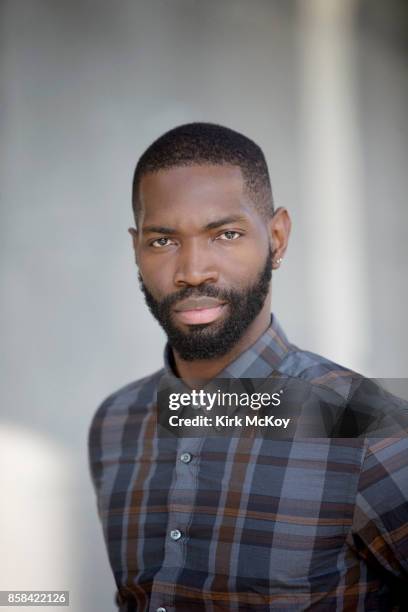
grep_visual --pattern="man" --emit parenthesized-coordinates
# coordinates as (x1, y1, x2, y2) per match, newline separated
(88, 123, 408, 611)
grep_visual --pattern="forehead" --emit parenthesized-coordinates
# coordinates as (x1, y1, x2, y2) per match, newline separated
(138, 164, 254, 227)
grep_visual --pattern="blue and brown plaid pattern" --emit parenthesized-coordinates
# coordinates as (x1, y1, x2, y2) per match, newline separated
(88, 315, 408, 610)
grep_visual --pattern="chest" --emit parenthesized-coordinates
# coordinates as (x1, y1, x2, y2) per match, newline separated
(99, 435, 364, 587)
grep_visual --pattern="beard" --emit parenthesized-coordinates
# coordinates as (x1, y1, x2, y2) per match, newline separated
(139, 246, 273, 361)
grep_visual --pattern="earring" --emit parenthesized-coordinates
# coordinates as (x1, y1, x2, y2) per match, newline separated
(272, 257, 283, 268)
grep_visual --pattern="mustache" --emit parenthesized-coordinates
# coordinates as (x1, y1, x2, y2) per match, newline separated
(138, 274, 235, 308)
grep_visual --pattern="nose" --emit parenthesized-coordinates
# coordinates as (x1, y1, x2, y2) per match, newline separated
(174, 239, 219, 287)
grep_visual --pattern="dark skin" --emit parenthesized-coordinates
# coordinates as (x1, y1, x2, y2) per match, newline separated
(129, 164, 291, 386)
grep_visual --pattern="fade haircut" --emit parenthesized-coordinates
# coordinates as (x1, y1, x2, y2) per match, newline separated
(132, 122, 274, 225)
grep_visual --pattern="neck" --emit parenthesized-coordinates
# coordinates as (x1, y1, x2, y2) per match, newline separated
(171, 299, 272, 387)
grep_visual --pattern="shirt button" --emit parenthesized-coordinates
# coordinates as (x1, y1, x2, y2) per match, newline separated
(180, 452, 192, 464)
(156, 608, 167, 612)
(170, 528, 182, 541)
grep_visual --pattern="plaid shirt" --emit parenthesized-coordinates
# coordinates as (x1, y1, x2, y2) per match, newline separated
(88, 315, 408, 611)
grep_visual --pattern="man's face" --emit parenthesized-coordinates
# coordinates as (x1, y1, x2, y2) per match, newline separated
(133, 164, 274, 360)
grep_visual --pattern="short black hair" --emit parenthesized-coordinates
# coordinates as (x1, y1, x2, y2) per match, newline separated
(132, 122, 274, 224)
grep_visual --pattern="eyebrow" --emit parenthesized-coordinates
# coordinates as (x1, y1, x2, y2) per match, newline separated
(142, 215, 247, 235)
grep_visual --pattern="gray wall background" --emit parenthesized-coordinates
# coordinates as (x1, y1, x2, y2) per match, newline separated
(1, 1, 407, 610)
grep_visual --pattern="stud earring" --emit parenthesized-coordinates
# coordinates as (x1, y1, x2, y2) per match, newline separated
(272, 257, 283, 267)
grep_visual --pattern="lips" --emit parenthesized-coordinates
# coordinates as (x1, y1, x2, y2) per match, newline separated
(173, 296, 227, 325)
(174, 297, 226, 311)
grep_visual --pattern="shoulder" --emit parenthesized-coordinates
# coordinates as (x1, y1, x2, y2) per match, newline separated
(279, 346, 408, 436)
(278, 345, 361, 400)
(87, 367, 164, 464)
(89, 367, 164, 427)
(93, 367, 163, 416)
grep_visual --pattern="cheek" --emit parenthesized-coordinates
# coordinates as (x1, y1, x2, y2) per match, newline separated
(220, 245, 266, 282)
(139, 259, 174, 297)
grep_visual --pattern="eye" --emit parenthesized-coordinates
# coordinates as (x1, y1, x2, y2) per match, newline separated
(150, 237, 174, 248)
(217, 231, 242, 241)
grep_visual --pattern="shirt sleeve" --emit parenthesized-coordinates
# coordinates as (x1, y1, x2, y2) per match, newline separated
(347, 437, 408, 588)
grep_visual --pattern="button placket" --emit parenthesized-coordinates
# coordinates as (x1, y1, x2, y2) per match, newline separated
(167, 437, 202, 550)
(150, 437, 203, 611)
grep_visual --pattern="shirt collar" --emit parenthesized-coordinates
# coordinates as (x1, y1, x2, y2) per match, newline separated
(163, 313, 292, 381)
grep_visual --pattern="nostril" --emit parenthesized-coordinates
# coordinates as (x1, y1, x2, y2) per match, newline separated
(174, 267, 218, 287)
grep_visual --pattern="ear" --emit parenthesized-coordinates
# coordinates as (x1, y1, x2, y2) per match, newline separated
(267, 207, 291, 269)
(128, 227, 139, 266)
